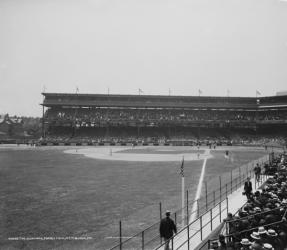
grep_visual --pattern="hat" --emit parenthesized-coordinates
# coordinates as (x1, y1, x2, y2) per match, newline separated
(250, 232, 261, 240)
(254, 207, 261, 212)
(258, 226, 267, 235)
(211, 241, 218, 247)
(240, 238, 251, 245)
(165, 210, 171, 216)
(218, 234, 225, 240)
(267, 229, 278, 237)
(263, 243, 274, 250)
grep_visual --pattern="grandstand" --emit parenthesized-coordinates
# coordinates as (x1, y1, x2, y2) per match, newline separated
(41, 93, 287, 146)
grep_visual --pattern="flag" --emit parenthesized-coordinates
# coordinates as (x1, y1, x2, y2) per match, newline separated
(256, 90, 261, 96)
(76, 86, 79, 94)
(227, 89, 230, 96)
(139, 88, 144, 94)
(180, 156, 184, 177)
(198, 89, 202, 96)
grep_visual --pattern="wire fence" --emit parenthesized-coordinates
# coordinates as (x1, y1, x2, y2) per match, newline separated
(108, 153, 272, 250)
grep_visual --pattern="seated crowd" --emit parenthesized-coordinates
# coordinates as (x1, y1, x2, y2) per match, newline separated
(210, 154, 287, 249)
(45, 108, 287, 126)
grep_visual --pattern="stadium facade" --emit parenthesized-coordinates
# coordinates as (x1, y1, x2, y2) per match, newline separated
(41, 93, 287, 144)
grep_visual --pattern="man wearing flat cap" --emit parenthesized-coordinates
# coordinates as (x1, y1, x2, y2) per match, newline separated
(159, 210, 177, 250)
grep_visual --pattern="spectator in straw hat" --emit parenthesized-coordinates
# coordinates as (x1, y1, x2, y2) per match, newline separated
(266, 229, 283, 250)
(240, 238, 251, 250)
(250, 232, 262, 250)
(159, 210, 177, 250)
(258, 226, 268, 244)
(262, 243, 274, 250)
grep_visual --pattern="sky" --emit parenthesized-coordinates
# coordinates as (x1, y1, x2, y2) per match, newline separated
(0, 0, 287, 117)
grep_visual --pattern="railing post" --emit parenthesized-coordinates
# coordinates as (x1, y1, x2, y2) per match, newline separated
(205, 181, 208, 211)
(197, 199, 200, 218)
(230, 171, 233, 193)
(226, 197, 229, 215)
(239, 166, 241, 185)
(119, 220, 122, 250)
(186, 190, 189, 225)
(219, 176, 222, 202)
(142, 231, 144, 250)
(200, 215, 203, 240)
(210, 209, 213, 231)
(219, 200, 222, 222)
(187, 223, 190, 250)
(213, 190, 216, 206)
(171, 237, 174, 250)
(159, 202, 162, 244)
(159, 202, 162, 221)
(226, 183, 228, 198)
(174, 212, 177, 226)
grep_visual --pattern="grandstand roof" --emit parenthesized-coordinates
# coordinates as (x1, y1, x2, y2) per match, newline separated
(41, 93, 287, 110)
(42, 93, 260, 109)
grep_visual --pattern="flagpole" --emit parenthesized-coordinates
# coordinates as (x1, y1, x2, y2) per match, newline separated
(180, 155, 185, 228)
(181, 172, 185, 228)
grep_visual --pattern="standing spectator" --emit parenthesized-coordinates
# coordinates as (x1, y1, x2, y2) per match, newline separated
(266, 229, 283, 250)
(240, 238, 251, 250)
(218, 234, 227, 249)
(224, 213, 234, 241)
(159, 210, 177, 250)
(244, 177, 253, 200)
(250, 232, 262, 250)
(254, 164, 261, 182)
(262, 243, 274, 250)
(258, 226, 268, 244)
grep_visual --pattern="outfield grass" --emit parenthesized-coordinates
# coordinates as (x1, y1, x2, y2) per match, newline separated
(0, 146, 268, 250)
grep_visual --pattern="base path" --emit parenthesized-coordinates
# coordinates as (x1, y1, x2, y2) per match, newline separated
(190, 149, 209, 222)
(65, 146, 213, 162)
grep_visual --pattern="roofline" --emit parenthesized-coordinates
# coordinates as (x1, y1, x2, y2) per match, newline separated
(41, 92, 262, 99)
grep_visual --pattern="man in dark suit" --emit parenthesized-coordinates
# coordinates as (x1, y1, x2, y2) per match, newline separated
(159, 210, 177, 250)
(244, 177, 253, 200)
(254, 164, 261, 182)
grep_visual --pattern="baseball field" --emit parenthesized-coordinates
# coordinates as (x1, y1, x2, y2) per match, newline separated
(0, 145, 269, 250)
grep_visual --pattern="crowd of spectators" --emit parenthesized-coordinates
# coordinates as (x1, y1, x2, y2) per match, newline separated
(210, 153, 287, 249)
(45, 108, 287, 127)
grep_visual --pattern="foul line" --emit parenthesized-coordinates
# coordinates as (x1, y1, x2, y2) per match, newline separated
(190, 150, 209, 222)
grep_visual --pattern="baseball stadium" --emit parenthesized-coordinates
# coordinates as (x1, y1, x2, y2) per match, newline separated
(1, 93, 287, 250)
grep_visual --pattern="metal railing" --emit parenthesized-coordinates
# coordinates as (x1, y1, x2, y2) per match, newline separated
(154, 198, 229, 250)
(108, 154, 271, 250)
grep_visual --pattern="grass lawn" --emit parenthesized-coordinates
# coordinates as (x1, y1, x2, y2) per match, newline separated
(0, 146, 269, 250)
